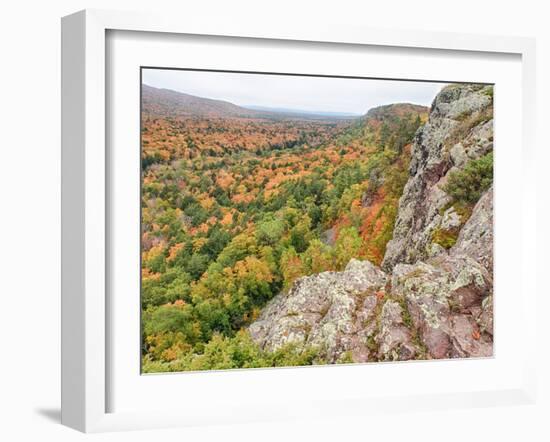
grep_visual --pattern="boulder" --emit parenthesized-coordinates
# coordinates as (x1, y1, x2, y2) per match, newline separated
(249, 259, 386, 362)
(377, 300, 417, 361)
(390, 251, 492, 359)
(449, 314, 493, 358)
(451, 187, 493, 273)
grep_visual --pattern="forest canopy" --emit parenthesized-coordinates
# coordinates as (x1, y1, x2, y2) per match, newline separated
(140, 85, 430, 372)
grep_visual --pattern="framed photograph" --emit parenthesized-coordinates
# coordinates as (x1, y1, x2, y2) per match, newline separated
(61, 9, 537, 432)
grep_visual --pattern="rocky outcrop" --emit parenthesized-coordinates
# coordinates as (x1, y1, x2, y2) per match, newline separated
(376, 300, 417, 361)
(249, 259, 387, 363)
(390, 253, 493, 359)
(387, 182, 494, 360)
(451, 187, 493, 273)
(248, 84, 494, 363)
(381, 84, 493, 270)
(249, 186, 494, 362)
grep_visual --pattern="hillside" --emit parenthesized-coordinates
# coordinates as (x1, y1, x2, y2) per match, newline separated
(142, 84, 357, 120)
(140, 83, 494, 371)
(140, 91, 433, 372)
(364, 102, 428, 121)
(249, 84, 494, 363)
(142, 84, 262, 119)
(141, 86, 357, 165)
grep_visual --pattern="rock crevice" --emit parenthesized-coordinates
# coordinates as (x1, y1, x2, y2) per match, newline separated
(382, 84, 493, 271)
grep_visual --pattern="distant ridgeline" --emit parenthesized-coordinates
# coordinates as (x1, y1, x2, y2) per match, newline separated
(140, 83, 493, 372)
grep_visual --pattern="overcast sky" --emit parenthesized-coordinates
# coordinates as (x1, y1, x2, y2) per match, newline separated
(142, 68, 445, 115)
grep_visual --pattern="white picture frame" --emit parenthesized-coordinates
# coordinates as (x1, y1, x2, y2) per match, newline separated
(61, 9, 537, 433)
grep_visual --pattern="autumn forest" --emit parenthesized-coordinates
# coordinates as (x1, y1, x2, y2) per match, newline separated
(141, 72, 494, 372)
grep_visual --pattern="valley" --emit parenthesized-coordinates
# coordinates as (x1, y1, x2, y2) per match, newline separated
(140, 82, 493, 372)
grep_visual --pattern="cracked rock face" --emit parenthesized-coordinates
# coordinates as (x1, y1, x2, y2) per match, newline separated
(387, 185, 493, 359)
(249, 259, 386, 363)
(452, 187, 493, 273)
(391, 254, 492, 359)
(376, 300, 417, 361)
(382, 84, 493, 271)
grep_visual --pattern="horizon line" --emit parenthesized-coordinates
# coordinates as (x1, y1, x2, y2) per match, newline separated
(142, 83, 431, 118)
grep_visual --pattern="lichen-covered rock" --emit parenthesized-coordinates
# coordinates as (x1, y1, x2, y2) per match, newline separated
(449, 314, 492, 358)
(476, 295, 493, 336)
(391, 261, 452, 358)
(390, 250, 492, 359)
(249, 259, 386, 362)
(377, 300, 417, 361)
(382, 84, 493, 271)
(451, 187, 493, 273)
(434, 254, 492, 311)
(440, 207, 462, 231)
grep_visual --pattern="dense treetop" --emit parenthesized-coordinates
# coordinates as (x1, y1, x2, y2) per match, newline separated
(140, 85, 429, 372)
